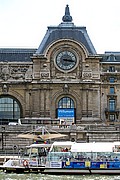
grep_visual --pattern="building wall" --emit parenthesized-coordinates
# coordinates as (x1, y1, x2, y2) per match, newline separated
(0, 39, 103, 124)
(0, 19, 120, 125)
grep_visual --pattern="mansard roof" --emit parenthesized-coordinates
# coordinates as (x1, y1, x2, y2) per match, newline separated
(101, 52, 120, 63)
(0, 5, 119, 63)
(0, 48, 36, 62)
(36, 5, 96, 55)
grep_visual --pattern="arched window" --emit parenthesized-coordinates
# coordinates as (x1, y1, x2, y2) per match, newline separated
(57, 97, 75, 124)
(0, 97, 21, 120)
(58, 97, 74, 108)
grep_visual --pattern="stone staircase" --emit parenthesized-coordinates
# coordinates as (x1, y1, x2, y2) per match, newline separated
(0, 125, 34, 152)
(0, 123, 120, 155)
(88, 133, 119, 142)
(85, 124, 120, 142)
(4, 133, 33, 149)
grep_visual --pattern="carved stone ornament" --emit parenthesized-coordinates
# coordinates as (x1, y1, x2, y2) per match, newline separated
(63, 84, 69, 93)
(82, 71, 92, 79)
(0, 64, 31, 81)
(1, 65, 10, 81)
(10, 66, 28, 80)
(40, 64, 50, 79)
(40, 72, 50, 78)
(2, 84, 9, 94)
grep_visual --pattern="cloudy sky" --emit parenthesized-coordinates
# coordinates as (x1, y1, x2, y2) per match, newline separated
(0, 0, 120, 54)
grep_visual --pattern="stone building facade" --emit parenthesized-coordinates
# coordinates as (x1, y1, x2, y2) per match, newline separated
(0, 5, 119, 125)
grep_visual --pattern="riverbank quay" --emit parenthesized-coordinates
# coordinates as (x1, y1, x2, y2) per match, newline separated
(0, 123, 120, 155)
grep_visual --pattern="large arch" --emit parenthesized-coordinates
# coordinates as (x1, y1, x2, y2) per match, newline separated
(45, 39, 88, 60)
(56, 95, 76, 125)
(50, 89, 82, 122)
(0, 95, 23, 124)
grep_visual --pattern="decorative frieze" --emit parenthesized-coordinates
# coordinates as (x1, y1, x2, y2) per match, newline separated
(0, 64, 33, 81)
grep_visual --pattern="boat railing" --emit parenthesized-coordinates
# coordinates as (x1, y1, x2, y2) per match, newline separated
(27, 156, 47, 167)
(46, 152, 71, 162)
(7, 156, 47, 167)
(45, 151, 120, 164)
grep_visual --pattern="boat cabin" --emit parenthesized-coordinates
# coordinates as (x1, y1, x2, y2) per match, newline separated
(70, 142, 120, 162)
(47, 141, 75, 161)
(24, 143, 51, 158)
(47, 141, 120, 163)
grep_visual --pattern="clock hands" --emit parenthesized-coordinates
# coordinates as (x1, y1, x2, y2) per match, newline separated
(62, 58, 75, 62)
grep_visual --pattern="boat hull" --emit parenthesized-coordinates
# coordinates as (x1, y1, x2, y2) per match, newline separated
(0, 166, 45, 173)
(1, 165, 120, 175)
(42, 167, 120, 175)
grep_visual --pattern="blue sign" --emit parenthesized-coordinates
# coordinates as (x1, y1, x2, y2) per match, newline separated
(57, 108, 74, 118)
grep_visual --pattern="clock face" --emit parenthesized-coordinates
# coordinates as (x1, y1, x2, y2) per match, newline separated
(56, 51, 77, 71)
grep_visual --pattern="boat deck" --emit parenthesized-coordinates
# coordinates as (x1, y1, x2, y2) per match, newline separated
(0, 156, 18, 165)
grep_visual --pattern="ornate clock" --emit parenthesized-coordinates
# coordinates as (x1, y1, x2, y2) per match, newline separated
(55, 50, 77, 71)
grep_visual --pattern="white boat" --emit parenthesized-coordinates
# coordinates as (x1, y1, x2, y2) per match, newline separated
(42, 141, 120, 175)
(0, 127, 68, 173)
(2, 141, 120, 174)
(0, 143, 51, 173)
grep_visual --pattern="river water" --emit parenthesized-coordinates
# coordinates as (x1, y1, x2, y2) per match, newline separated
(0, 172, 120, 180)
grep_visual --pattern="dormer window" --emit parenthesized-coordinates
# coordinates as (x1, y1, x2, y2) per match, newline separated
(107, 54, 116, 61)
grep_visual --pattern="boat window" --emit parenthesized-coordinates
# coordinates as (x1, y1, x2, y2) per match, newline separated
(114, 145, 120, 152)
(47, 152, 71, 161)
(51, 146, 70, 152)
(26, 148, 30, 155)
(38, 147, 49, 156)
(71, 152, 117, 161)
(23, 148, 30, 157)
(30, 147, 38, 157)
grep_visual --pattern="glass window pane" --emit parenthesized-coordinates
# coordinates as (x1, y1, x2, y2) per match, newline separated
(109, 99, 115, 111)
(109, 66, 115, 72)
(0, 97, 20, 120)
(110, 87, 115, 94)
(58, 97, 74, 108)
(109, 114, 115, 121)
(109, 77, 115, 83)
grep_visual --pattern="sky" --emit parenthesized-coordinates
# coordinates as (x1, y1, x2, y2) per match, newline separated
(0, 0, 120, 54)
